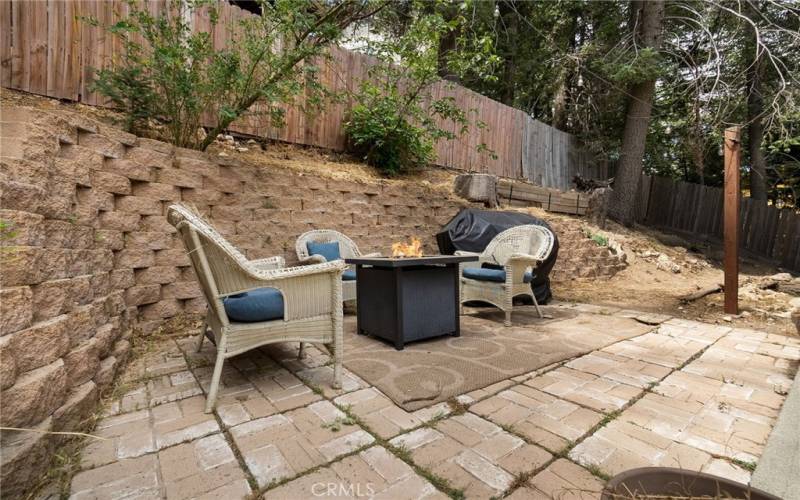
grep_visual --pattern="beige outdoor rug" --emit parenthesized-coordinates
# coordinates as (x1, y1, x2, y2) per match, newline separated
(342, 307, 655, 411)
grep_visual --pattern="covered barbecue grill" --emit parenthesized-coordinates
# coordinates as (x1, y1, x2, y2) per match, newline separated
(436, 209, 559, 303)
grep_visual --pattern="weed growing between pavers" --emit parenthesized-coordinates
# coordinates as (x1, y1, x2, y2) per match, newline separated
(583, 463, 612, 482)
(335, 404, 467, 500)
(445, 397, 470, 416)
(506, 469, 537, 493)
(731, 458, 757, 472)
(321, 415, 357, 432)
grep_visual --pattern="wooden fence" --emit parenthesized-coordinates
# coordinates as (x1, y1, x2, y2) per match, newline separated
(636, 175, 800, 271)
(523, 118, 608, 191)
(0, 0, 602, 184)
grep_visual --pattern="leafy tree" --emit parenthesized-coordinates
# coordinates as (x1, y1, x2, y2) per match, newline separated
(410, 1, 800, 207)
(87, 0, 384, 150)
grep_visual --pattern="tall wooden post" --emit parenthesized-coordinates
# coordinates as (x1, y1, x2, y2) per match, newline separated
(723, 127, 741, 314)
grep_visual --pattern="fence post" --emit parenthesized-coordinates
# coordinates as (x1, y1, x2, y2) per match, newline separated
(723, 126, 741, 314)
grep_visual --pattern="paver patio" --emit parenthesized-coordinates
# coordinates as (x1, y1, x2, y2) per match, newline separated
(69, 304, 800, 499)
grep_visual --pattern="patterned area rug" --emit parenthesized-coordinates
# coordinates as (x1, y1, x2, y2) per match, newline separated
(342, 307, 655, 411)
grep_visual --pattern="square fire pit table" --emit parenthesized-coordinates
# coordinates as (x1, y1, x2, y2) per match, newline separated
(345, 255, 478, 350)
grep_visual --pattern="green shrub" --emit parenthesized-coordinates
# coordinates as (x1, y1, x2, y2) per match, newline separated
(86, 0, 378, 150)
(591, 233, 609, 247)
(345, 99, 435, 176)
(344, 9, 495, 175)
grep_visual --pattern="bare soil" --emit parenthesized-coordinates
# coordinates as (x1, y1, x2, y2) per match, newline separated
(4, 87, 797, 336)
(544, 212, 799, 336)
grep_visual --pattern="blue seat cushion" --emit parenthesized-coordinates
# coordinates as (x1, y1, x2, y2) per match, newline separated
(223, 288, 284, 323)
(463, 267, 534, 283)
(307, 241, 341, 262)
(342, 269, 357, 281)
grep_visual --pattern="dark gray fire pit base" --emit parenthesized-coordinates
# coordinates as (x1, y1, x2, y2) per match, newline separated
(347, 256, 478, 350)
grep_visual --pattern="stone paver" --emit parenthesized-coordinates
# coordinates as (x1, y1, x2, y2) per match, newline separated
(104, 345, 202, 416)
(334, 387, 452, 439)
(70, 310, 800, 500)
(297, 365, 369, 399)
(123, 342, 191, 382)
(82, 395, 219, 468)
(525, 366, 643, 413)
(72, 434, 251, 500)
(264, 445, 448, 499)
(158, 433, 251, 500)
(565, 351, 671, 389)
(71, 455, 161, 500)
(188, 341, 323, 415)
(471, 383, 603, 453)
(570, 327, 799, 484)
(507, 459, 604, 500)
(230, 400, 375, 488)
(390, 412, 552, 498)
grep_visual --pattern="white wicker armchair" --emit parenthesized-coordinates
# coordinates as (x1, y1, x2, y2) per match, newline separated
(168, 205, 346, 413)
(295, 229, 380, 302)
(459, 225, 555, 326)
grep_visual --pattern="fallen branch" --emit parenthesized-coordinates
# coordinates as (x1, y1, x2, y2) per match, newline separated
(679, 284, 723, 303)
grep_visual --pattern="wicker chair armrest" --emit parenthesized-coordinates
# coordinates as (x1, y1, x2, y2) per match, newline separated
(250, 256, 285, 270)
(248, 260, 347, 282)
(361, 252, 382, 258)
(454, 250, 480, 256)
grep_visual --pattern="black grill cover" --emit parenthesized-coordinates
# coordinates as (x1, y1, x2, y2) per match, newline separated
(436, 209, 559, 303)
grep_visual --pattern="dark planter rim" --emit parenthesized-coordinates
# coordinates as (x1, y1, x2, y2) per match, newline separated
(601, 467, 781, 500)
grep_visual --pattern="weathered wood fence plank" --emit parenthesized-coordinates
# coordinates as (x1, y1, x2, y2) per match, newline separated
(636, 176, 799, 271)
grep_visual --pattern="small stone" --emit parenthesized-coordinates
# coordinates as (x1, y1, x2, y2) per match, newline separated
(722, 315, 732, 322)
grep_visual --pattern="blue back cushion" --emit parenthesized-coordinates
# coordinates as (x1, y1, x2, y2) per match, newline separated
(223, 288, 284, 323)
(463, 267, 534, 283)
(342, 269, 357, 281)
(307, 241, 341, 262)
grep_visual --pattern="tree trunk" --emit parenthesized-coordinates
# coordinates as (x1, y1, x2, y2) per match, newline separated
(497, 0, 518, 105)
(746, 8, 768, 200)
(691, 81, 705, 184)
(552, 14, 579, 130)
(609, 0, 665, 226)
(437, 2, 460, 83)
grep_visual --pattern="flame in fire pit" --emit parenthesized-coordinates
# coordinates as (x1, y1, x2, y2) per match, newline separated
(392, 237, 423, 258)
